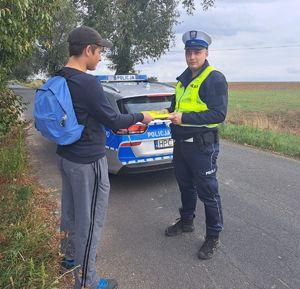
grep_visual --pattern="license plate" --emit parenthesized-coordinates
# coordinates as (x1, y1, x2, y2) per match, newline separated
(154, 138, 174, 149)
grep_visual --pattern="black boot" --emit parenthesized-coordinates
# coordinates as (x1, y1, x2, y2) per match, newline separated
(165, 218, 195, 236)
(198, 235, 220, 259)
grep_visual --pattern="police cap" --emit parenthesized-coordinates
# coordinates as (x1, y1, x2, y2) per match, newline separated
(182, 30, 212, 50)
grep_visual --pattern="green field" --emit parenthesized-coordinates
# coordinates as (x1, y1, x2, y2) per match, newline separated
(228, 89, 300, 113)
(226, 84, 300, 134)
(221, 83, 300, 158)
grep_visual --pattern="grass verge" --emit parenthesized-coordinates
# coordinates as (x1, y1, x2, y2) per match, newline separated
(0, 130, 26, 182)
(220, 123, 300, 159)
(0, 128, 60, 288)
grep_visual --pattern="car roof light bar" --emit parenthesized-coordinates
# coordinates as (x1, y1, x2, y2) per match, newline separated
(96, 74, 148, 82)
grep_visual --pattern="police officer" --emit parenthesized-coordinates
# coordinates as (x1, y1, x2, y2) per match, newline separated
(164, 30, 228, 259)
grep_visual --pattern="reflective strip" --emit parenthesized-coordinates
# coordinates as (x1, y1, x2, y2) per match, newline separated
(181, 123, 218, 128)
(121, 155, 173, 165)
(183, 137, 194, 142)
(151, 121, 165, 125)
(105, 145, 118, 151)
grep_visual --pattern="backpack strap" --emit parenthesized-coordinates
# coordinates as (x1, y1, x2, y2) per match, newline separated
(55, 69, 89, 127)
(55, 68, 82, 80)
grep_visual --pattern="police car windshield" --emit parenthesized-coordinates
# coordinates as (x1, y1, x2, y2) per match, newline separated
(118, 95, 173, 114)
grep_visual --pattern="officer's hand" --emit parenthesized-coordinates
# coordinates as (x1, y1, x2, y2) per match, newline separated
(168, 112, 182, 125)
(141, 112, 153, 124)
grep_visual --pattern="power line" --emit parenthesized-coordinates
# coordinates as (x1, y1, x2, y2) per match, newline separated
(211, 44, 300, 51)
(168, 44, 300, 53)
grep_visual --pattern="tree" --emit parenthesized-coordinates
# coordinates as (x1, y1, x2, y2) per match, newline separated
(11, 0, 78, 79)
(11, 58, 35, 81)
(76, 0, 215, 74)
(182, 0, 216, 12)
(33, 0, 78, 76)
(0, 0, 59, 86)
(148, 76, 158, 82)
(0, 0, 58, 136)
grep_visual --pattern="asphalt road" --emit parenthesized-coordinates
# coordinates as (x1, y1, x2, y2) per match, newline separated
(14, 86, 300, 289)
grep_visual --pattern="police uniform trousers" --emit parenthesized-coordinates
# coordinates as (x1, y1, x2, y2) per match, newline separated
(173, 138, 223, 236)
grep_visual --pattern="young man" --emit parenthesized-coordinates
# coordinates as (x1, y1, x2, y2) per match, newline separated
(164, 30, 228, 259)
(57, 26, 152, 289)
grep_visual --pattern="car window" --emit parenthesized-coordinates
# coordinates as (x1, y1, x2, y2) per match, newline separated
(118, 95, 173, 113)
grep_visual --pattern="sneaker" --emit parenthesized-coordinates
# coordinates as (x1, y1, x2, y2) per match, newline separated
(197, 235, 220, 260)
(165, 218, 194, 237)
(97, 278, 118, 289)
(60, 257, 75, 273)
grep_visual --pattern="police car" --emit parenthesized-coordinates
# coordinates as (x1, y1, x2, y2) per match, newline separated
(97, 74, 175, 174)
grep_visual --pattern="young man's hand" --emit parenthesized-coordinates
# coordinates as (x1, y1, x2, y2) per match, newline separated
(160, 109, 169, 114)
(168, 112, 182, 125)
(141, 112, 153, 124)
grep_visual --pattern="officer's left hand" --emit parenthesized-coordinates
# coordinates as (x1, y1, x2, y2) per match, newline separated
(168, 112, 182, 125)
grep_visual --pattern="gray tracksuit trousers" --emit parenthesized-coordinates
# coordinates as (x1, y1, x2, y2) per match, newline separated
(57, 155, 110, 289)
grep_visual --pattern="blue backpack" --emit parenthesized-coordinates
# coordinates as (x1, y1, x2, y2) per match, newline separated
(34, 76, 84, 145)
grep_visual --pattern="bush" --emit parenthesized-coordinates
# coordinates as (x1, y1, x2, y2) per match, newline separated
(0, 87, 25, 138)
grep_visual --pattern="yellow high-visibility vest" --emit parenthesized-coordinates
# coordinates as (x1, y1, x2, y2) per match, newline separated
(175, 66, 219, 128)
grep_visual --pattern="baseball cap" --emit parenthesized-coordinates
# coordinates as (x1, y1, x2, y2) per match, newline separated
(68, 25, 113, 49)
(182, 30, 212, 50)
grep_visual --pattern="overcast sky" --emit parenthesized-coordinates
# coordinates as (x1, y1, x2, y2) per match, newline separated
(94, 0, 300, 82)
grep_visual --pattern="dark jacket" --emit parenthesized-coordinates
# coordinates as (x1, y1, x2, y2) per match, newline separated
(168, 60, 228, 139)
(56, 67, 144, 164)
